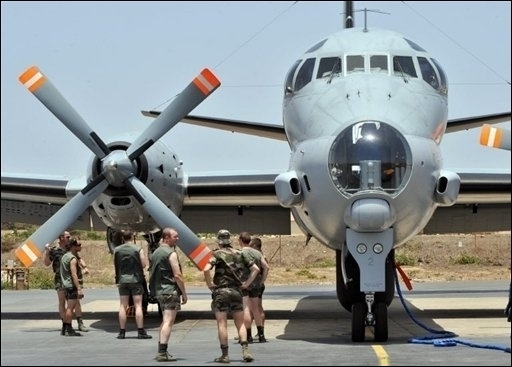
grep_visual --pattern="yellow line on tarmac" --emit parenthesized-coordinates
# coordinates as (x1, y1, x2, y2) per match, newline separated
(371, 345, 389, 366)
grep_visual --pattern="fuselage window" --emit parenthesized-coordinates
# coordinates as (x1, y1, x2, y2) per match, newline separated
(370, 55, 388, 73)
(418, 57, 440, 90)
(284, 60, 301, 94)
(393, 56, 417, 78)
(294, 58, 315, 92)
(346, 55, 364, 73)
(317, 57, 342, 79)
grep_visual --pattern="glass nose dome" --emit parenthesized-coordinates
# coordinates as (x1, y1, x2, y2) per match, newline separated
(329, 121, 410, 195)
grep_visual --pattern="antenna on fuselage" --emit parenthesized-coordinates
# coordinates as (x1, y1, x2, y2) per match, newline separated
(345, 4, 390, 32)
(344, 1, 354, 28)
(361, 8, 390, 32)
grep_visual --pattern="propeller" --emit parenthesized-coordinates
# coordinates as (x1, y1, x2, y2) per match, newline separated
(479, 124, 511, 151)
(125, 177, 212, 270)
(18, 66, 111, 159)
(15, 66, 220, 269)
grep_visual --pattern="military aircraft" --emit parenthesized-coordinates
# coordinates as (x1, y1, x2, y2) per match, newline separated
(2, 2, 510, 342)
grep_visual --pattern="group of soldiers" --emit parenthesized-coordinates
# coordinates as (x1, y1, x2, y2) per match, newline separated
(45, 228, 270, 363)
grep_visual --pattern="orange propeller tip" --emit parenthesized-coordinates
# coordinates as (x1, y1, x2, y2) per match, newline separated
(19, 65, 40, 81)
(479, 124, 491, 145)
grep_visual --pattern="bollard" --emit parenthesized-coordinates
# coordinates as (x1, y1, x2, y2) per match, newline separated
(15, 269, 26, 290)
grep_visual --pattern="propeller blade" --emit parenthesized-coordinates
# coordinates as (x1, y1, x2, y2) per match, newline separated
(19, 66, 110, 159)
(479, 124, 511, 151)
(15, 175, 109, 267)
(126, 68, 220, 160)
(125, 176, 212, 270)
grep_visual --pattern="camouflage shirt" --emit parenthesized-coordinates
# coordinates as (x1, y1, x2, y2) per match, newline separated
(208, 245, 254, 288)
(241, 247, 263, 289)
(48, 246, 67, 276)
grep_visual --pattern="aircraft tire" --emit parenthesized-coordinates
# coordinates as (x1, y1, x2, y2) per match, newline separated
(373, 301, 388, 342)
(351, 302, 366, 342)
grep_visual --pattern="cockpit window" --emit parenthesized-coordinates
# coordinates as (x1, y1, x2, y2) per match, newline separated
(317, 57, 342, 80)
(430, 58, 448, 95)
(284, 59, 301, 95)
(346, 55, 365, 73)
(418, 57, 440, 90)
(370, 55, 388, 73)
(393, 56, 417, 78)
(294, 58, 315, 92)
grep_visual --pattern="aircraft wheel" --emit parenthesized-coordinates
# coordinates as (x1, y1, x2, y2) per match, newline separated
(374, 302, 388, 342)
(351, 302, 366, 342)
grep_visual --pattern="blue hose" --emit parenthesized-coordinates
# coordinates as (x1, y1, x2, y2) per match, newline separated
(394, 269, 511, 353)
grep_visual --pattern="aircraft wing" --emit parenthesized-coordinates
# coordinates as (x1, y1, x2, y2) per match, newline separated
(1, 172, 290, 235)
(424, 172, 511, 234)
(445, 112, 510, 133)
(142, 110, 510, 138)
(2, 170, 509, 235)
(142, 111, 287, 141)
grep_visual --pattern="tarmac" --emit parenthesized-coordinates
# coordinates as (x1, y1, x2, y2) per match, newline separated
(1, 281, 511, 366)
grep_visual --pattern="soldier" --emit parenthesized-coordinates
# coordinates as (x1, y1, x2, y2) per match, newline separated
(149, 227, 188, 362)
(238, 232, 269, 343)
(44, 231, 88, 334)
(249, 236, 270, 342)
(59, 237, 84, 336)
(113, 230, 152, 340)
(203, 229, 259, 363)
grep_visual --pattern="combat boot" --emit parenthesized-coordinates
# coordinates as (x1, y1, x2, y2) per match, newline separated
(241, 343, 254, 362)
(214, 355, 230, 363)
(155, 352, 177, 362)
(257, 326, 266, 343)
(64, 324, 82, 337)
(137, 329, 152, 339)
(77, 318, 89, 332)
(214, 344, 230, 363)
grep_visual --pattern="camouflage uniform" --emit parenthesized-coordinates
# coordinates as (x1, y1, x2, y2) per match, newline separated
(209, 245, 254, 313)
(240, 246, 264, 298)
(48, 246, 67, 290)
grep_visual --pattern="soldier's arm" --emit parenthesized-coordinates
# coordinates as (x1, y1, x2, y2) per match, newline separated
(169, 252, 187, 303)
(260, 256, 270, 284)
(241, 263, 260, 289)
(43, 244, 52, 267)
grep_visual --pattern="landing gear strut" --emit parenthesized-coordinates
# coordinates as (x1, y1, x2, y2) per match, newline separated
(336, 229, 395, 342)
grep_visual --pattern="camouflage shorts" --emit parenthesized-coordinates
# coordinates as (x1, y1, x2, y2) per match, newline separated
(211, 287, 243, 313)
(54, 275, 64, 291)
(157, 292, 182, 311)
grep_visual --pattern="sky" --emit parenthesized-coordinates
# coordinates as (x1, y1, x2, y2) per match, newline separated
(1, 1, 510, 179)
